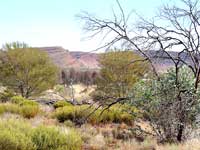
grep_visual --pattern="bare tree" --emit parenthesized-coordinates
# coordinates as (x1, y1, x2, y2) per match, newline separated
(79, 0, 200, 143)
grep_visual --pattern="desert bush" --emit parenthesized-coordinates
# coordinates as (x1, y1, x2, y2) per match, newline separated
(53, 100, 72, 109)
(0, 89, 15, 103)
(54, 104, 134, 125)
(0, 105, 4, 114)
(64, 120, 75, 127)
(11, 96, 38, 106)
(0, 103, 21, 114)
(0, 118, 82, 150)
(0, 102, 39, 118)
(64, 128, 82, 150)
(11, 95, 26, 104)
(31, 126, 82, 150)
(21, 104, 39, 118)
(0, 119, 36, 150)
(10, 96, 39, 118)
(133, 66, 200, 143)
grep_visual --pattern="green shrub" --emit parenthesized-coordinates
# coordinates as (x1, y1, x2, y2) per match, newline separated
(31, 126, 82, 150)
(54, 104, 134, 125)
(11, 96, 38, 106)
(0, 118, 82, 150)
(65, 128, 82, 150)
(0, 102, 39, 118)
(0, 105, 4, 114)
(54, 105, 75, 122)
(64, 120, 75, 127)
(53, 100, 72, 109)
(11, 95, 26, 104)
(0, 89, 15, 103)
(0, 119, 36, 150)
(8, 96, 40, 118)
(21, 105, 39, 118)
(1, 103, 21, 114)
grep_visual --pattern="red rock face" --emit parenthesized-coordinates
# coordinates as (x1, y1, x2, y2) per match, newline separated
(38, 47, 191, 72)
(38, 47, 100, 71)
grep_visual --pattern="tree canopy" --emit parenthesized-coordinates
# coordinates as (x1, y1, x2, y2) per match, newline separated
(0, 45, 58, 98)
(92, 50, 150, 104)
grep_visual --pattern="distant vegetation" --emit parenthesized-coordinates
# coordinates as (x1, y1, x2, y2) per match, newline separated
(0, 42, 58, 98)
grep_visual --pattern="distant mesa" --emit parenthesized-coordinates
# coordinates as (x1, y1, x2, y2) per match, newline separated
(37, 46, 191, 72)
(37, 46, 100, 71)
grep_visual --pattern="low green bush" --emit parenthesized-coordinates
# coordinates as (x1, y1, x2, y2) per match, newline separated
(0, 103, 21, 114)
(11, 95, 26, 104)
(0, 102, 39, 118)
(65, 128, 82, 150)
(21, 104, 39, 118)
(0, 119, 36, 150)
(0, 89, 15, 103)
(54, 104, 134, 125)
(64, 120, 75, 127)
(0, 105, 4, 115)
(99, 104, 134, 124)
(0, 119, 82, 150)
(11, 96, 38, 106)
(53, 100, 72, 109)
(31, 126, 82, 150)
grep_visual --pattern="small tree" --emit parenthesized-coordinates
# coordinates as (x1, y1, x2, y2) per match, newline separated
(0, 45, 58, 98)
(92, 50, 149, 104)
(133, 66, 200, 143)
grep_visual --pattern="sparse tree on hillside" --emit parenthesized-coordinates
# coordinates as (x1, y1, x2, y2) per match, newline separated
(0, 43, 58, 98)
(92, 50, 149, 105)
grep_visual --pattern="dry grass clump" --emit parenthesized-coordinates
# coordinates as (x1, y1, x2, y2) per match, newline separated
(0, 100, 39, 118)
(0, 118, 83, 150)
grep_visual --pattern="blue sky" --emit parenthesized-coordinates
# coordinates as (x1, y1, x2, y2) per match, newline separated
(0, 0, 168, 51)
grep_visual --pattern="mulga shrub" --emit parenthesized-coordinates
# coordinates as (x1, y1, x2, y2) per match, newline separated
(53, 100, 72, 109)
(31, 126, 82, 150)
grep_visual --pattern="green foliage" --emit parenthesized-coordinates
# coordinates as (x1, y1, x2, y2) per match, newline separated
(21, 104, 39, 118)
(54, 104, 135, 125)
(64, 128, 82, 150)
(0, 44, 58, 98)
(0, 96, 39, 118)
(0, 103, 39, 118)
(10, 96, 39, 118)
(0, 119, 82, 150)
(11, 95, 27, 104)
(53, 100, 72, 109)
(133, 66, 200, 142)
(0, 89, 15, 103)
(64, 120, 75, 127)
(0, 119, 36, 150)
(1, 103, 21, 114)
(93, 50, 149, 103)
(31, 126, 82, 150)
